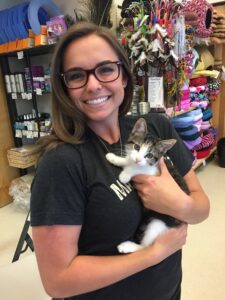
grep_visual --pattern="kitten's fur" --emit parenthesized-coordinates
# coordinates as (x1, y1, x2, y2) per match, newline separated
(106, 118, 189, 253)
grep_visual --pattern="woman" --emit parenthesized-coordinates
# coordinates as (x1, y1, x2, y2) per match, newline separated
(30, 22, 210, 300)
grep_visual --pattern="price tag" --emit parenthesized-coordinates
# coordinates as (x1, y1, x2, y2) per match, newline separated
(21, 93, 26, 99)
(15, 129, 22, 138)
(36, 88, 42, 95)
(27, 93, 32, 100)
(22, 130, 28, 137)
(27, 131, 34, 139)
(33, 131, 39, 138)
(17, 51, 24, 60)
(148, 77, 164, 108)
(11, 93, 17, 99)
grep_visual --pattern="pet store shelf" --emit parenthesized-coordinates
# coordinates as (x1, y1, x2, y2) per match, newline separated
(192, 146, 216, 170)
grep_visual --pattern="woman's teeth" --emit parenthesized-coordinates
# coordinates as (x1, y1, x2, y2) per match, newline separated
(86, 97, 108, 105)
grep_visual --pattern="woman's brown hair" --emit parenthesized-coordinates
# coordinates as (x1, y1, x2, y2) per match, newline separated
(36, 22, 133, 156)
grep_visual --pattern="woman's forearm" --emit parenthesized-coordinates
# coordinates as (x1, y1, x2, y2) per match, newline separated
(177, 190, 210, 224)
(179, 169, 210, 224)
(34, 224, 187, 298)
(52, 249, 156, 297)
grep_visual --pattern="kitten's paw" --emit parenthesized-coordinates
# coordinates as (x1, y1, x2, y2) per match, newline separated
(117, 241, 143, 253)
(119, 172, 131, 184)
(106, 153, 117, 164)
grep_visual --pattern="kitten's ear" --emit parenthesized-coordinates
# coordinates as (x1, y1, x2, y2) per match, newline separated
(132, 118, 147, 136)
(157, 139, 177, 154)
(128, 118, 147, 144)
(128, 118, 147, 143)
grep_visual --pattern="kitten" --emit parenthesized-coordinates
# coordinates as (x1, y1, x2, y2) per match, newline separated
(106, 118, 189, 253)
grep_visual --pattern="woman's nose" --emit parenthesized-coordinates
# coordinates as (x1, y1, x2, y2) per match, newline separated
(86, 73, 102, 90)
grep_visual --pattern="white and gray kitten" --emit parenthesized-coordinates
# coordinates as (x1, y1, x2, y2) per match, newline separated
(106, 118, 189, 253)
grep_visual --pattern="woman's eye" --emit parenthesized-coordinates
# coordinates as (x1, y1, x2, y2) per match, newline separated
(69, 72, 85, 81)
(99, 66, 114, 74)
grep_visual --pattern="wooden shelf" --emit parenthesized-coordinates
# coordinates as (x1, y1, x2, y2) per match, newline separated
(193, 147, 217, 170)
(0, 44, 55, 58)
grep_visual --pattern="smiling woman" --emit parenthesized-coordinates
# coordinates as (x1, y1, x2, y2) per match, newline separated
(30, 22, 209, 300)
(34, 22, 133, 150)
(62, 33, 128, 132)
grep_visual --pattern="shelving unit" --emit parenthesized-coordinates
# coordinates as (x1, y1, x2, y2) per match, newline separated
(0, 44, 54, 175)
(0, 69, 19, 207)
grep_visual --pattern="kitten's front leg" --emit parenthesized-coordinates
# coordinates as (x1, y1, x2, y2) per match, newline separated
(106, 153, 128, 167)
(119, 165, 145, 184)
(119, 170, 132, 184)
(117, 241, 144, 253)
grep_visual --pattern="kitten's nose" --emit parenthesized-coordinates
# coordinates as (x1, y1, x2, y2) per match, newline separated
(135, 156, 142, 164)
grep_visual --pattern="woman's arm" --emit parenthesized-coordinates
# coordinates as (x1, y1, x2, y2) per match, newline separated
(180, 167, 210, 223)
(32, 222, 187, 298)
(132, 157, 210, 224)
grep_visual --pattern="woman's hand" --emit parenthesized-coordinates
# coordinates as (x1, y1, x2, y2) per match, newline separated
(132, 157, 210, 224)
(132, 157, 186, 216)
(151, 223, 188, 264)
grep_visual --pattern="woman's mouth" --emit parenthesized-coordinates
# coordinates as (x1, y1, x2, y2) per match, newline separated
(85, 96, 109, 105)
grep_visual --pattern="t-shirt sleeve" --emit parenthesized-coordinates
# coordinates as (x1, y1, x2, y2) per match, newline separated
(30, 144, 87, 226)
(146, 113, 194, 177)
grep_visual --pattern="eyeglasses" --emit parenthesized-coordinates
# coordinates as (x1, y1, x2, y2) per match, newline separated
(61, 61, 122, 89)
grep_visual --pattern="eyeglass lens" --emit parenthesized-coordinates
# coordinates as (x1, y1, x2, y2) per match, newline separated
(63, 62, 121, 89)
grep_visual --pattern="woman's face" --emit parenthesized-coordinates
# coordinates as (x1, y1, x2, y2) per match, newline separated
(62, 34, 127, 126)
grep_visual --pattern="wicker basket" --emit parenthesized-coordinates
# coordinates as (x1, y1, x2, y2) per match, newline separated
(7, 144, 38, 169)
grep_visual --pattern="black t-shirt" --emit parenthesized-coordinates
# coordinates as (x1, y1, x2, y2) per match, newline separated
(31, 113, 194, 300)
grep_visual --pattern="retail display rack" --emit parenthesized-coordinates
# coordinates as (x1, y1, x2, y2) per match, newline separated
(0, 44, 54, 174)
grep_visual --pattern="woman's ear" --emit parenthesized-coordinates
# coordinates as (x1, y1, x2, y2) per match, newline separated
(122, 78, 128, 88)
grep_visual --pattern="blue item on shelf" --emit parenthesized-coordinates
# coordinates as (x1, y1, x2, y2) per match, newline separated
(177, 126, 199, 136)
(181, 108, 203, 122)
(0, 10, 10, 43)
(37, 7, 50, 26)
(0, 0, 62, 44)
(28, 0, 62, 35)
(183, 108, 202, 117)
(16, 3, 30, 38)
(15, 2, 49, 36)
(11, 5, 24, 39)
(6, 9, 18, 42)
(171, 115, 194, 128)
(0, 11, 5, 43)
(202, 107, 213, 121)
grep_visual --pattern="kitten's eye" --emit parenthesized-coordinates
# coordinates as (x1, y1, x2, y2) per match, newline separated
(134, 144, 140, 151)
